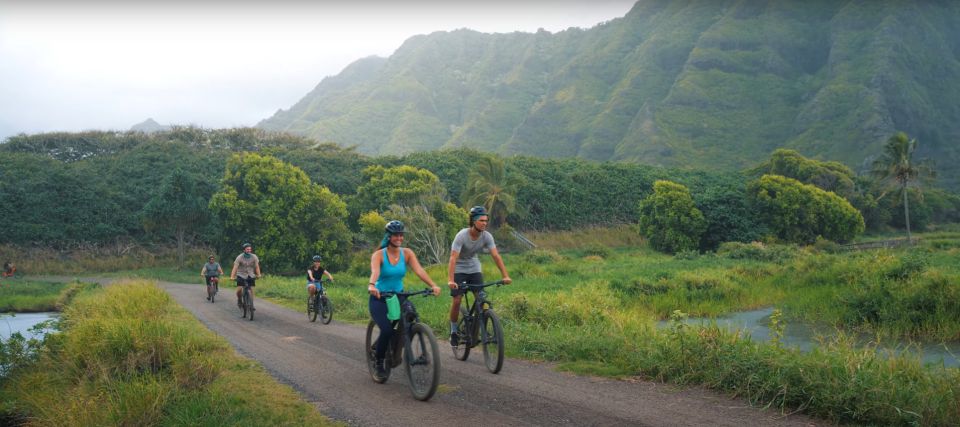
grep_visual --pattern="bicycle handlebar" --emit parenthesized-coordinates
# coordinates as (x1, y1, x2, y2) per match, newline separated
(379, 288, 436, 298)
(456, 280, 506, 290)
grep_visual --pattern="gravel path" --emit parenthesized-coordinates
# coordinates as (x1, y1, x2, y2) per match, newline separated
(161, 282, 821, 427)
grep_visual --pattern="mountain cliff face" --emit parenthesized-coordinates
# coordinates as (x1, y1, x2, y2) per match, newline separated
(258, 0, 960, 188)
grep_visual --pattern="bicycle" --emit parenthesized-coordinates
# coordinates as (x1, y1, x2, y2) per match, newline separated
(238, 278, 255, 321)
(451, 280, 506, 374)
(364, 288, 441, 401)
(206, 276, 219, 303)
(1, 264, 22, 280)
(307, 278, 333, 324)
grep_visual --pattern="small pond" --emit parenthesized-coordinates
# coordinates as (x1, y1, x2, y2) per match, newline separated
(1, 312, 58, 341)
(658, 307, 960, 368)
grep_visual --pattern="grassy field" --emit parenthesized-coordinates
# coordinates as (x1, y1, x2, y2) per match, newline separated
(0, 281, 337, 426)
(22, 228, 959, 425)
(0, 281, 69, 312)
(241, 233, 960, 426)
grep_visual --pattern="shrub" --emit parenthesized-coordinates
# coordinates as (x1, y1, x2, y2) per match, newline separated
(582, 243, 611, 258)
(638, 180, 707, 253)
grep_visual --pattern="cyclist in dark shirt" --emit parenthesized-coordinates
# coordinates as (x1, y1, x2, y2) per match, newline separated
(307, 255, 334, 298)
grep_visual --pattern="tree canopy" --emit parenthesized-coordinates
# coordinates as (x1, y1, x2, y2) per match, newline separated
(209, 153, 350, 273)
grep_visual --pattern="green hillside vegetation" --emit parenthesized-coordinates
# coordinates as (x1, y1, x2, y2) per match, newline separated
(258, 0, 960, 190)
(2, 128, 958, 266)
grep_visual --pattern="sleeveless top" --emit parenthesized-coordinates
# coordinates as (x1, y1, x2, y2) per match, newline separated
(375, 248, 405, 293)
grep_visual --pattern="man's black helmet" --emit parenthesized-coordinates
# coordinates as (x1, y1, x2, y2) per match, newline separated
(385, 220, 405, 234)
(312, 255, 322, 262)
(469, 205, 488, 219)
(242, 242, 252, 249)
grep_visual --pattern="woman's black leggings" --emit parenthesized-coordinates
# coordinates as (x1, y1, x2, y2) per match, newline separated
(369, 294, 407, 360)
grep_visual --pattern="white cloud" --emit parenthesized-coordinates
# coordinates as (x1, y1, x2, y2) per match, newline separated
(0, 0, 636, 139)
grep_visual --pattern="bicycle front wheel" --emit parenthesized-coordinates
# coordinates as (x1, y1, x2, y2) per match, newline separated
(307, 295, 318, 322)
(405, 323, 440, 401)
(481, 309, 505, 374)
(246, 289, 255, 321)
(319, 295, 333, 324)
(208, 284, 216, 303)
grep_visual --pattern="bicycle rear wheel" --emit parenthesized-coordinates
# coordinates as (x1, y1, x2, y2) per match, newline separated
(365, 320, 391, 383)
(308, 295, 318, 322)
(405, 322, 440, 401)
(451, 312, 471, 361)
(319, 295, 333, 324)
(481, 309, 504, 374)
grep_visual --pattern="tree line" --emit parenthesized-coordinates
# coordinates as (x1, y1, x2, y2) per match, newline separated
(1, 127, 957, 270)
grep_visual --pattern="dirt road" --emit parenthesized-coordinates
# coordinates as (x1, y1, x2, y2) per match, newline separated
(162, 282, 819, 426)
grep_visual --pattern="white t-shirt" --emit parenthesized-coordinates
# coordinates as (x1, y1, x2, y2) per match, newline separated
(451, 228, 496, 274)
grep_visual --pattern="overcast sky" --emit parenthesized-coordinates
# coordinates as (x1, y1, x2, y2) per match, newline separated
(0, 0, 637, 141)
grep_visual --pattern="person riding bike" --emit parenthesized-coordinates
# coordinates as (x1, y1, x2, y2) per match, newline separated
(307, 255, 334, 298)
(2, 261, 14, 278)
(201, 255, 224, 300)
(447, 206, 511, 346)
(230, 243, 262, 308)
(367, 220, 441, 380)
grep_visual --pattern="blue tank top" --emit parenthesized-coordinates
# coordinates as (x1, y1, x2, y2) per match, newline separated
(376, 248, 405, 293)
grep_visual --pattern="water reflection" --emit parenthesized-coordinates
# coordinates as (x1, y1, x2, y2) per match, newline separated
(658, 308, 960, 368)
(1, 312, 58, 341)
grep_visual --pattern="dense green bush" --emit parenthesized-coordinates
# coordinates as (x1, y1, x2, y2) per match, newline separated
(638, 180, 707, 253)
(209, 153, 350, 273)
(747, 174, 864, 243)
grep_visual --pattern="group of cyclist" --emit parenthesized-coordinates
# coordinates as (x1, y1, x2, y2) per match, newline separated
(199, 205, 511, 382)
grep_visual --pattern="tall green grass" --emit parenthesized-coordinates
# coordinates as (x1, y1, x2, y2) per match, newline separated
(0, 281, 335, 426)
(247, 231, 960, 425)
(0, 243, 211, 275)
(0, 281, 68, 312)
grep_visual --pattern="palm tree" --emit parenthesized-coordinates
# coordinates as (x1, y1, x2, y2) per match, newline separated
(871, 132, 935, 242)
(461, 156, 519, 228)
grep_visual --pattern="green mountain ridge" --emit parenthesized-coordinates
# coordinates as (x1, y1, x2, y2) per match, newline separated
(258, 0, 960, 189)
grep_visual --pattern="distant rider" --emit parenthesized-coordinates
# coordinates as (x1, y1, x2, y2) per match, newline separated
(307, 255, 334, 299)
(230, 243, 261, 308)
(201, 255, 224, 300)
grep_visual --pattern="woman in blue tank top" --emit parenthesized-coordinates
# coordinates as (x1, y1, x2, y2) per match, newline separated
(367, 220, 441, 380)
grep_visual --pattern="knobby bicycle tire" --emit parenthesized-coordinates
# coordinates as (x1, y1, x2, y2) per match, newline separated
(405, 322, 440, 401)
(452, 304, 471, 361)
(308, 294, 318, 322)
(319, 295, 333, 324)
(365, 320, 391, 383)
(244, 287, 255, 321)
(482, 309, 505, 374)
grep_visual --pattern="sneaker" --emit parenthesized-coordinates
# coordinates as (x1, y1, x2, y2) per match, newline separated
(374, 359, 387, 381)
(450, 331, 459, 347)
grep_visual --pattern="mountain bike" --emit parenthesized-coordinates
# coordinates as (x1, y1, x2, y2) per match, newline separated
(238, 278, 255, 321)
(206, 276, 219, 303)
(307, 278, 333, 324)
(451, 280, 506, 374)
(364, 288, 440, 401)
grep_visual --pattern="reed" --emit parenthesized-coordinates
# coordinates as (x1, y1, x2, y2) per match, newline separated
(0, 281, 335, 426)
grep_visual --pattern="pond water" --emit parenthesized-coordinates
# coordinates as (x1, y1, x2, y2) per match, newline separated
(0, 312, 58, 341)
(657, 308, 960, 369)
